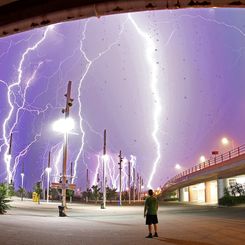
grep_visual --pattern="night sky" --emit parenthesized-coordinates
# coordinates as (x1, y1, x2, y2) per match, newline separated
(0, 8, 244, 191)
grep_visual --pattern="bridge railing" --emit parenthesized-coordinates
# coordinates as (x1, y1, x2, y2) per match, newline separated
(162, 144, 245, 191)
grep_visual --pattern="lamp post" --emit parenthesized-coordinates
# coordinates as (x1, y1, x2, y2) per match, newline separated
(118, 150, 123, 206)
(52, 81, 74, 214)
(20, 162, 24, 201)
(128, 160, 131, 204)
(133, 167, 135, 203)
(7, 133, 13, 184)
(102, 129, 107, 209)
(46, 151, 51, 203)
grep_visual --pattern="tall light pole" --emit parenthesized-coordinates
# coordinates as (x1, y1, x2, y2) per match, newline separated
(137, 172, 140, 201)
(7, 133, 13, 184)
(86, 168, 89, 190)
(118, 150, 123, 206)
(20, 162, 24, 201)
(69, 161, 73, 203)
(46, 151, 51, 203)
(70, 162, 73, 183)
(139, 176, 142, 201)
(61, 81, 73, 211)
(133, 167, 135, 203)
(102, 129, 107, 209)
(128, 160, 131, 204)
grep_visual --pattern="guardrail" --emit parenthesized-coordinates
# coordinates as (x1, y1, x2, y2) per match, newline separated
(162, 144, 245, 191)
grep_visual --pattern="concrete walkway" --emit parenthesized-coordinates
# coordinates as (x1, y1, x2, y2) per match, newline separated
(0, 198, 244, 245)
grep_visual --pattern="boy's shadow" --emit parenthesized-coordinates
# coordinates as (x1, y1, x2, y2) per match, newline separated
(156, 237, 213, 245)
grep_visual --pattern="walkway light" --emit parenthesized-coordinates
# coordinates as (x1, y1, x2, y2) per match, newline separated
(221, 137, 229, 146)
(221, 137, 235, 150)
(200, 155, 206, 163)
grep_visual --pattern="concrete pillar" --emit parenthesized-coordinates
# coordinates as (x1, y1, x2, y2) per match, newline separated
(179, 188, 183, 202)
(177, 188, 180, 201)
(188, 186, 191, 202)
(189, 183, 205, 203)
(217, 178, 227, 199)
(205, 180, 218, 204)
(179, 187, 189, 202)
(205, 182, 208, 203)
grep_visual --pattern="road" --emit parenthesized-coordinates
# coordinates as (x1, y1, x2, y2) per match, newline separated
(0, 198, 244, 245)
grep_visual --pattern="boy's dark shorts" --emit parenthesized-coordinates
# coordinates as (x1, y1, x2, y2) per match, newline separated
(146, 214, 158, 225)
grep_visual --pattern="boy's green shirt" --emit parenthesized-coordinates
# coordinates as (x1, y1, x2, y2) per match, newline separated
(145, 196, 158, 215)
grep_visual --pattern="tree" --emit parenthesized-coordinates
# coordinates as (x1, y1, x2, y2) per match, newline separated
(17, 186, 26, 201)
(34, 181, 42, 204)
(82, 188, 92, 202)
(7, 183, 15, 198)
(0, 183, 11, 214)
(106, 187, 117, 202)
(66, 189, 74, 203)
(121, 190, 128, 201)
(91, 185, 101, 204)
(51, 188, 61, 201)
(230, 183, 245, 196)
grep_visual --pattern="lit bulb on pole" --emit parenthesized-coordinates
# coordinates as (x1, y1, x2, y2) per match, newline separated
(52, 117, 75, 134)
(46, 151, 52, 203)
(221, 137, 234, 150)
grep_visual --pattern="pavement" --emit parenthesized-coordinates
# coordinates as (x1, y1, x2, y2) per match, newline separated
(0, 198, 244, 245)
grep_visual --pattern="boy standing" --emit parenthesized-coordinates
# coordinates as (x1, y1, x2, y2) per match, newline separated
(144, 189, 158, 238)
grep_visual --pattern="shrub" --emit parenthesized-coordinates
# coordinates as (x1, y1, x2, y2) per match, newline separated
(0, 183, 11, 214)
(219, 195, 245, 206)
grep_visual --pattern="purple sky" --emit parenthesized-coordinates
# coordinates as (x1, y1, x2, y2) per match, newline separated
(0, 8, 244, 191)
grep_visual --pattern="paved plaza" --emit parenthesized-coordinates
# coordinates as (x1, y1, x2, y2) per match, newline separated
(0, 198, 244, 245)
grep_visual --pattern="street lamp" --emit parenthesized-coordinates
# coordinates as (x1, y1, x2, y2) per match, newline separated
(199, 155, 206, 163)
(52, 118, 75, 134)
(175, 164, 181, 170)
(52, 117, 74, 207)
(221, 137, 234, 150)
(20, 172, 24, 201)
(6, 132, 13, 184)
(101, 152, 108, 209)
(45, 167, 52, 203)
(53, 81, 74, 216)
(101, 129, 107, 209)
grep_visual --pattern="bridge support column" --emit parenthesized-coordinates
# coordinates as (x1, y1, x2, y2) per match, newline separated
(179, 187, 189, 202)
(217, 178, 228, 200)
(205, 180, 218, 204)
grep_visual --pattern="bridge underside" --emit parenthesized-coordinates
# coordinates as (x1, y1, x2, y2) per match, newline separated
(0, 0, 245, 37)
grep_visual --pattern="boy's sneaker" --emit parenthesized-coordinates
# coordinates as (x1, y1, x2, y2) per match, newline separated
(145, 233, 153, 238)
(153, 232, 158, 237)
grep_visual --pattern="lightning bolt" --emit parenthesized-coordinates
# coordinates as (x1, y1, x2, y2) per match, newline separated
(1, 25, 54, 183)
(91, 153, 137, 191)
(128, 14, 162, 189)
(73, 17, 129, 184)
(12, 133, 41, 180)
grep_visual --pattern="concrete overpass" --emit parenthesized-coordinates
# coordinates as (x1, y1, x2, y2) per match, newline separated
(162, 144, 245, 203)
(0, 0, 245, 37)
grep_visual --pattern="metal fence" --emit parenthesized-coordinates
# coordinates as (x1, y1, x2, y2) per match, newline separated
(162, 144, 245, 191)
